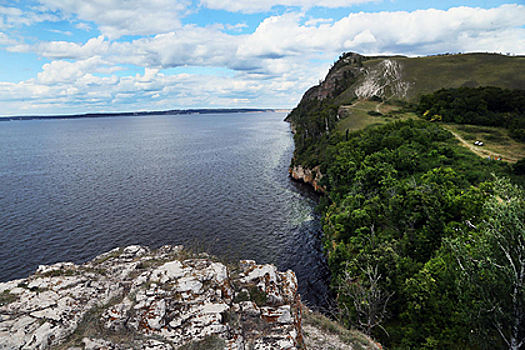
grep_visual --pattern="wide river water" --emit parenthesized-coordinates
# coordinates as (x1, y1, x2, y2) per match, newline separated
(0, 112, 331, 309)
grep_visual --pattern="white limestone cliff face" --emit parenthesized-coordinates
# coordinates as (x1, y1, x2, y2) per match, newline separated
(354, 59, 412, 100)
(0, 245, 302, 350)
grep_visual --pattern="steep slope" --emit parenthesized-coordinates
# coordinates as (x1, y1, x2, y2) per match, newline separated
(0, 245, 382, 350)
(0, 245, 301, 349)
(354, 59, 411, 100)
(286, 52, 525, 349)
(299, 52, 525, 107)
(286, 52, 525, 188)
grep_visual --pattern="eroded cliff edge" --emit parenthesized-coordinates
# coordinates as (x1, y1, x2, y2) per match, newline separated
(0, 245, 302, 350)
(288, 165, 324, 194)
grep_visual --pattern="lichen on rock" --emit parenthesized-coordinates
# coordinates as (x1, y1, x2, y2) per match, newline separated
(0, 245, 302, 350)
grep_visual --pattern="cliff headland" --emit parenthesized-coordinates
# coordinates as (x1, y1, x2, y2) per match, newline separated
(0, 245, 301, 349)
(0, 245, 380, 350)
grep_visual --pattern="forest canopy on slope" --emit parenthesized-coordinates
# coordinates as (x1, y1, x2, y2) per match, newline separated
(287, 52, 525, 350)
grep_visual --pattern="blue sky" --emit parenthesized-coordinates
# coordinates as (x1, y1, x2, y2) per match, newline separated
(0, 0, 523, 116)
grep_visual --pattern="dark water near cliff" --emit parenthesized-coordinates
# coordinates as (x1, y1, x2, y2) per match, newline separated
(0, 112, 331, 309)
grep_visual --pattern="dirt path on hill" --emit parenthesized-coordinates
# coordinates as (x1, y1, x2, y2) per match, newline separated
(339, 103, 518, 162)
(341, 100, 365, 110)
(444, 126, 518, 163)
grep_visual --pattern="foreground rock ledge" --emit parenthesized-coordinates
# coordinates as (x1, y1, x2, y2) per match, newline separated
(0, 245, 302, 350)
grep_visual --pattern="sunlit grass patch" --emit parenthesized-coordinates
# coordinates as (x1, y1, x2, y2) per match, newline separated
(445, 124, 525, 162)
(336, 100, 415, 134)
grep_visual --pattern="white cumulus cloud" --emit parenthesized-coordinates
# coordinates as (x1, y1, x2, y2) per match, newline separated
(36, 0, 191, 39)
(199, 0, 377, 13)
(0, 4, 58, 29)
(236, 4, 525, 59)
(0, 3, 524, 116)
(37, 56, 118, 85)
(8, 35, 110, 59)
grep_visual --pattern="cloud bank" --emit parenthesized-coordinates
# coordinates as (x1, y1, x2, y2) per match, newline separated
(0, 2, 524, 115)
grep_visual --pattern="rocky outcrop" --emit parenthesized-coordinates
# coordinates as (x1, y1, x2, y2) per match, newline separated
(289, 165, 324, 193)
(354, 59, 412, 100)
(292, 52, 413, 105)
(0, 245, 302, 350)
(300, 52, 365, 102)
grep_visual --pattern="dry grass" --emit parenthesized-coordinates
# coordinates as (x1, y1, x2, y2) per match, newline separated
(0, 290, 18, 306)
(302, 308, 380, 350)
(444, 124, 525, 163)
(55, 297, 141, 350)
(178, 335, 226, 350)
(336, 100, 415, 134)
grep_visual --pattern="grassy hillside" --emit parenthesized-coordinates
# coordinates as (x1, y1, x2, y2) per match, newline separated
(443, 124, 525, 162)
(319, 52, 525, 107)
(287, 52, 525, 167)
(363, 53, 525, 101)
(286, 52, 525, 350)
(335, 100, 417, 133)
(335, 98, 525, 163)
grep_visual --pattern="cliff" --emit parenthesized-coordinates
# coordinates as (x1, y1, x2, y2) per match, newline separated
(296, 52, 525, 107)
(0, 246, 382, 350)
(0, 245, 302, 350)
(289, 165, 325, 193)
(285, 51, 525, 348)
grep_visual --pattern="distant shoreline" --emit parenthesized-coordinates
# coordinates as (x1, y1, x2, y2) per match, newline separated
(0, 108, 290, 121)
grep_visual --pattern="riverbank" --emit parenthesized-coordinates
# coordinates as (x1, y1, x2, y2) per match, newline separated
(1, 109, 279, 121)
(0, 113, 331, 313)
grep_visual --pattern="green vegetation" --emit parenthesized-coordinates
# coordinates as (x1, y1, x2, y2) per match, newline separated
(288, 52, 525, 349)
(419, 86, 525, 141)
(450, 178, 525, 349)
(232, 284, 268, 306)
(0, 290, 18, 306)
(39, 269, 77, 278)
(93, 249, 123, 264)
(287, 52, 525, 166)
(336, 100, 416, 134)
(179, 335, 226, 350)
(287, 98, 340, 168)
(320, 119, 515, 348)
(368, 53, 525, 101)
(443, 124, 525, 163)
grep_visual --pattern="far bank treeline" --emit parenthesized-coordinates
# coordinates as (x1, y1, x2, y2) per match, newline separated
(287, 53, 525, 350)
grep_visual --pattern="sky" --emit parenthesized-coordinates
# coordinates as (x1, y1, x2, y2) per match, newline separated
(0, 1, 523, 116)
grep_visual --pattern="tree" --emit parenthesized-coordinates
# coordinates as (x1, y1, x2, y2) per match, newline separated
(338, 263, 394, 337)
(451, 177, 525, 350)
(514, 158, 525, 175)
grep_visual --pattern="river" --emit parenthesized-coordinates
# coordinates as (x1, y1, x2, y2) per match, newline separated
(0, 112, 331, 309)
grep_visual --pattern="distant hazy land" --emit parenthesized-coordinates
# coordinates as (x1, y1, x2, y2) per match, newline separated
(0, 108, 288, 121)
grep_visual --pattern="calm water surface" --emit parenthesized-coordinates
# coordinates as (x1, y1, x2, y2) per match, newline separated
(0, 112, 331, 308)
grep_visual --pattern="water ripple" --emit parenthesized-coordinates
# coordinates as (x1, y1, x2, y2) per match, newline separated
(0, 113, 332, 309)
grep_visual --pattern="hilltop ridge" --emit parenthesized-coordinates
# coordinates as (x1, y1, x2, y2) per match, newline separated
(286, 52, 525, 182)
(296, 52, 525, 108)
